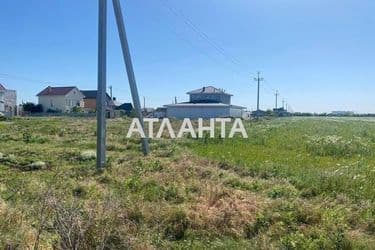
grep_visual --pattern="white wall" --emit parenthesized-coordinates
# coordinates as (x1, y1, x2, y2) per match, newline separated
(229, 107, 244, 118)
(167, 106, 230, 119)
(0, 91, 4, 112)
(4, 90, 17, 113)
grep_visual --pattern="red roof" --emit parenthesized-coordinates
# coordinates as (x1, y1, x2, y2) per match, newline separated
(0, 83, 6, 91)
(37, 86, 77, 96)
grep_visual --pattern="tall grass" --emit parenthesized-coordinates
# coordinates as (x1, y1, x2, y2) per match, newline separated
(191, 117, 375, 201)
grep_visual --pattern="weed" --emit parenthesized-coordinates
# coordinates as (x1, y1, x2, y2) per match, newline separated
(164, 210, 189, 241)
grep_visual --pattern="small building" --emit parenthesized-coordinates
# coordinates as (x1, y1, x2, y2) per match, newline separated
(37, 86, 84, 113)
(153, 107, 167, 118)
(0, 83, 17, 116)
(81, 90, 115, 111)
(116, 103, 133, 112)
(115, 102, 134, 116)
(164, 86, 246, 119)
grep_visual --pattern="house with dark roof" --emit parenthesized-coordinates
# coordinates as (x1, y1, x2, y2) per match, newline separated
(0, 83, 17, 116)
(37, 86, 84, 112)
(116, 102, 133, 114)
(164, 86, 246, 119)
(81, 90, 115, 112)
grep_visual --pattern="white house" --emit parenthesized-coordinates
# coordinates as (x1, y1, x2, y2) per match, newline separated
(0, 85, 5, 113)
(0, 83, 17, 116)
(37, 86, 84, 112)
(164, 86, 246, 119)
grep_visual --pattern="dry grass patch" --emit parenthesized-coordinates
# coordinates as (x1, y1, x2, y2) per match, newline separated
(188, 186, 262, 237)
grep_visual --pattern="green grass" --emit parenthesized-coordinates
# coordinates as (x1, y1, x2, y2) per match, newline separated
(192, 117, 375, 201)
(0, 116, 374, 249)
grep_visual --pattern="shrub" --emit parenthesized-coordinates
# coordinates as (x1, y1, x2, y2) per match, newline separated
(46, 109, 62, 113)
(72, 186, 87, 198)
(244, 213, 272, 239)
(267, 185, 296, 199)
(164, 185, 184, 204)
(22, 102, 43, 113)
(164, 210, 189, 241)
(72, 106, 84, 113)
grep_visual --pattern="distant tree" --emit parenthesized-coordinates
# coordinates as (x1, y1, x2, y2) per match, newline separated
(35, 104, 43, 113)
(22, 102, 43, 113)
(22, 102, 35, 112)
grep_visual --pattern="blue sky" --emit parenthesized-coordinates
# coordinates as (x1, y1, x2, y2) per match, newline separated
(0, 0, 374, 113)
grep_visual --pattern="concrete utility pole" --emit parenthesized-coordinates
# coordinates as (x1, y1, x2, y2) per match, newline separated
(143, 96, 146, 110)
(275, 90, 279, 109)
(97, 0, 107, 169)
(109, 85, 113, 99)
(175, 96, 177, 104)
(282, 99, 285, 110)
(112, 0, 149, 155)
(254, 71, 264, 112)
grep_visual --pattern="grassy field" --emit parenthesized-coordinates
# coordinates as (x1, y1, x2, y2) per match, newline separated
(0, 117, 374, 249)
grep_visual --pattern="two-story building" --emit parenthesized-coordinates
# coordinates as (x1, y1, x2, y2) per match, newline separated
(0, 83, 17, 116)
(81, 90, 115, 111)
(164, 86, 246, 119)
(37, 86, 84, 112)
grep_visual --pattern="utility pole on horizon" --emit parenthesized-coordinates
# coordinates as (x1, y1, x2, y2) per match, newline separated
(254, 71, 264, 112)
(275, 90, 279, 109)
(109, 85, 113, 99)
(254, 71, 264, 118)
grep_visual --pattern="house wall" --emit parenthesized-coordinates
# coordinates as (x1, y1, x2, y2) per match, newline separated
(0, 91, 4, 112)
(83, 99, 96, 109)
(83, 98, 114, 111)
(38, 88, 84, 112)
(166, 106, 230, 119)
(229, 107, 244, 118)
(189, 93, 231, 104)
(4, 90, 17, 113)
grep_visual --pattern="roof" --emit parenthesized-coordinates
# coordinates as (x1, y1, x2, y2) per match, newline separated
(116, 103, 133, 111)
(37, 86, 77, 96)
(81, 90, 112, 100)
(0, 84, 6, 91)
(187, 86, 232, 96)
(164, 103, 245, 109)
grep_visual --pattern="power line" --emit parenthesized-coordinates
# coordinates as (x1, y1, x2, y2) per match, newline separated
(158, 0, 247, 73)
(156, 1, 295, 111)
(147, 3, 244, 78)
